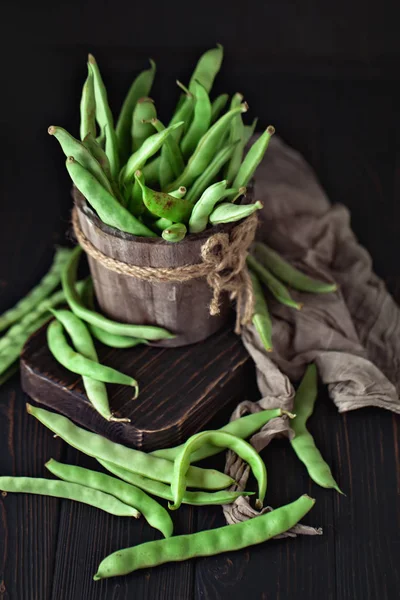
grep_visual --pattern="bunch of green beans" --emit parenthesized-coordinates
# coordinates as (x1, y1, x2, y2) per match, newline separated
(50, 46, 275, 242)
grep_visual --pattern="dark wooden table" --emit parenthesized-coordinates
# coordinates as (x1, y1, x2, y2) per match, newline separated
(1, 7, 400, 595)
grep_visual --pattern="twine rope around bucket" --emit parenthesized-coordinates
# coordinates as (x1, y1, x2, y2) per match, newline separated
(71, 207, 258, 334)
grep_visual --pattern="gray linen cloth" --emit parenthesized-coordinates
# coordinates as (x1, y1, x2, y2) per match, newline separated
(223, 135, 400, 530)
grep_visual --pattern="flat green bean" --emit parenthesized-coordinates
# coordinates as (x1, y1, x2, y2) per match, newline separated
(152, 408, 291, 463)
(166, 104, 248, 191)
(46, 460, 173, 538)
(291, 364, 343, 493)
(94, 494, 316, 579)
(181, 81, 212, 159)
(123, 122, 183, 184)
(66, 158, 156, 237)
(27, 403, 234, 490)
(136, 174, 192, 222)
(116, 59, 156, 164)
(47, 319, 139, 396)
(250, 271, 273, 352)
(188, 44, 224, 94)
(253, 242, 338, 293)
(162, 223, 187, 242)
(131, 97, 157, 151)
(88, 54, 119, 178)
(209, 201, 263, 225)
(188, 180, 228, 233)
(0, 247, 71, 332)
(169, 430, 267, 510)
(0, 476, 139, 518)
(99, 459, 252, 506)
(233, 126, 275, 189)
(62, 247, 174, 340)
(211, 93, 229, 122)
(51, 308, 132, 420)
(247, 255, 302, 310)
(80, 65, 96, 141)
(83, 132, 112, 183)
(185, 142, 238, 204)
(49, 126, 114, 195)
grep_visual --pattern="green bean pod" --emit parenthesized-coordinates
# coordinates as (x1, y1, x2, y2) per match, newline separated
(188, 44, 224, 94)
(27, 403, 234, 490)
(169, 90, 195, 140)
(153, 217, 173, 232)
(170, 186, 187, 199)
(149, 118, 185, 179)
(152, 408, 292, 462)
(247, 255, 302, 310)
(233, 126, 275, 189)
(80, 65, 96, 141)
(211, 93, 229, 122)
(136, 174, 192, 222)
(94, 494, 316, 579)
(90, 324, 148, 349)
(0, 247, 72, 332)
(225, 93, 246, 183)
(47, 319, 139, 397)
(83, 133, 112, 183)
(131, 97, 157, 151)
(185, 142, 238, 204)
(181, 81, 212, 159)
(46, 460, 173, 538)
(0, 476, 139, 518)
(127, 169, 145, 216)
(62, 247, 174, 340)
(116, 59, 156, 164)
(66, 158, 156, 237)
(162, 223, 187, 242)
(99, 459, 253, 506)
(188, 180, 228, 233)
(142, 156, 161, 188)
(243, 117, 258, 145)
(51, 308, 132, 420)
(49, 126, 115, 196)
(253, 242, 338, 293)
(169, 430, 266, 510)
(88, 55, 119, 178)
(250, 271, 273, 352)
(291, 365, 343, 493)
(123, 122, 183, 184)
(209, 201, 263, 225)
(166, 104, 248, 191)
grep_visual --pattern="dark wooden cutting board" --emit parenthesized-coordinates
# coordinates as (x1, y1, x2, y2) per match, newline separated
(20, 319, 256, 451)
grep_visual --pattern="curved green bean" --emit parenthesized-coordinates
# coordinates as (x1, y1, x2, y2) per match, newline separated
(27, 403, 233, 491)
(188, 44, 224, 94)
(49, 126, 114, 196)
(209, 200, 263, 225)
(225, 93, 246, 184)
(162, 223, 187, 242)
(51, 308, 132, 420)
(136, 173, 192, 222)
(233, 125, 275, 189)
(166, 104, 248, 191)
(94, 494, 315, 579)
(291, 364, 343, 493)
(123, 122, 183, 184)
(152, 408, 292, 463)
(250, 271, 273, 352)
(80, 65, 96, 141)
(127, 168, 145, 216)
(0, 247, 72, 332)
(67, 158, 156, 237)
(62, 247, 174, 340)
(131, 97, 157, 151)
(185, 142, 238, 204)
(188, 180, 228, 233)
(169, 89, 195, 140)
(116, 59, 156, 164)
(46, 460, 173, 538)
(0, 476, 139, 518)
(169, 430, 267, 511)
(149, 118, 185, 180)
(88, 54, 119, 178)
(99, 459, 253, 506)
(90, 324, 148, 349)
(153, 217, 173, 232)
(253, 242, 338, 293)
(211, 93, 229, 122)
(47, 319, 139, 397)
(181, 81, 212, 159)
(247, 255, 302, 310)
(83, 132, 112, 183)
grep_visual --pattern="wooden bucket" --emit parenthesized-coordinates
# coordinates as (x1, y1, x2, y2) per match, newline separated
(73, 189, 233, 347)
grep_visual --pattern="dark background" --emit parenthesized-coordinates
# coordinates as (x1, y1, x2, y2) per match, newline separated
(1, 1, 399, 599)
